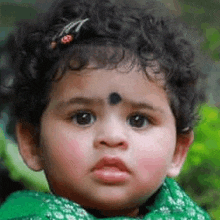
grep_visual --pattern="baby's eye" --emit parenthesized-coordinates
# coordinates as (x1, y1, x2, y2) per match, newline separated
(72, 111, 96, 126)
(127, 114, 150, 128)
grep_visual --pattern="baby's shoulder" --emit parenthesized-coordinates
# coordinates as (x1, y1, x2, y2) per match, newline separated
(145, 178, 211, 220)
(0, 190, 93, 220)
(0, 191, 48, 219)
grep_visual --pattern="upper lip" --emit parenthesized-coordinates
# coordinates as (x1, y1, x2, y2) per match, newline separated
(92, 156, 130, 173)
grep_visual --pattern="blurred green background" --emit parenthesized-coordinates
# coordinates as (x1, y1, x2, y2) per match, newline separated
(0, 0, 220, 219)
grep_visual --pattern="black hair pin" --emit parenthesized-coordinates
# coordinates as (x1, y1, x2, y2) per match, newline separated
(50, 18, 89, 49)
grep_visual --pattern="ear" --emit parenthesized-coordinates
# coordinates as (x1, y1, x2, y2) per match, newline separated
(16, 122, 43, 171)
(167, 130, 194, 177)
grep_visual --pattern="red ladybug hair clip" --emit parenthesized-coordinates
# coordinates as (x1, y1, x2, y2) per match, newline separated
(50, 18, 89, 49)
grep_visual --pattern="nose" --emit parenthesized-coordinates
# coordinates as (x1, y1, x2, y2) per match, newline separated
(94, 116, 129, 150)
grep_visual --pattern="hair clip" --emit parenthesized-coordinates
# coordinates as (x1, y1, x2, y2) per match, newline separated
(50, 18, 89, 49)
(61, 34, 74, 44)
(182, 127, 190, 132)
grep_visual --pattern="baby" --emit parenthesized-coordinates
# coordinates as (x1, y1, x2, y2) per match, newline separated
(0, 0, 211, 219)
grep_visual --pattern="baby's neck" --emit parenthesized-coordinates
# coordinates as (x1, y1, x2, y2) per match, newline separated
(86, 207, 139, 218)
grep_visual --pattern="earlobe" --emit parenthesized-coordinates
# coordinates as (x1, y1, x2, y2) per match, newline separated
(167, 131, 194, 177)
(16, 122, 43, 171)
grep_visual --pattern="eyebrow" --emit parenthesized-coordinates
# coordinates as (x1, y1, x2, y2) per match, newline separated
(125, 99, 164, 113)
(55, 96, 164, 113)
(56, 97, 103, 109)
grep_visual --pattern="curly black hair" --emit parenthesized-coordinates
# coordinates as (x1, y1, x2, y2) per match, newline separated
(8, 0, 203, 134)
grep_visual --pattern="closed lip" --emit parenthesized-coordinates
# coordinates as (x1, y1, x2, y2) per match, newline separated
(92, 156, 130, 173)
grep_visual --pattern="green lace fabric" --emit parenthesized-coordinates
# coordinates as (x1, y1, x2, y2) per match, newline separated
(0, 178, 211, 220)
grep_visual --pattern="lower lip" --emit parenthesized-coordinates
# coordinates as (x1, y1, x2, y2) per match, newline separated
(93, 167, 130, 184)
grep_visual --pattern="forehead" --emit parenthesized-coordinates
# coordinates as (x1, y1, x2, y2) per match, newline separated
(48, 65, 170, 114)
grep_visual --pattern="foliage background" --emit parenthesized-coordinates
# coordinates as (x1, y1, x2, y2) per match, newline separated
(176, 105, 220, 219)
(0, 0, 220, 219)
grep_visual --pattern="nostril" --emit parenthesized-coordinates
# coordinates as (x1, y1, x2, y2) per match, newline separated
(99, 140, 124, 147)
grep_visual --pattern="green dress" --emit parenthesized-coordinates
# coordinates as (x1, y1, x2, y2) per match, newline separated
(0, 178, 211, 220)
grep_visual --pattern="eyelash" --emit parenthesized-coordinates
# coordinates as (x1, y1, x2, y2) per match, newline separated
(70, 110, 152, 129)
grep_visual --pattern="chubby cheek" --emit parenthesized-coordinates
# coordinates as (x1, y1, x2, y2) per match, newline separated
(40, 126, 90, 183)
(136, 154, 168, 181)
(132, 130, 176, 188)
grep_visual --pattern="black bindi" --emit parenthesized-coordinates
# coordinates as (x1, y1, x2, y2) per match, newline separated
(108, 92, 122, 105)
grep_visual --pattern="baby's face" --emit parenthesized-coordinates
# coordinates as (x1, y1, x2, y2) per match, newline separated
(18, 65, 192, 217)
